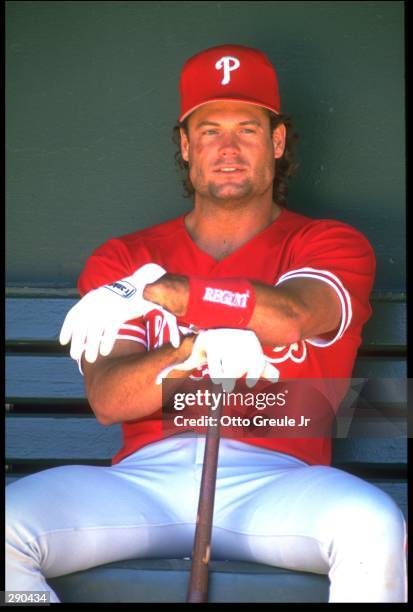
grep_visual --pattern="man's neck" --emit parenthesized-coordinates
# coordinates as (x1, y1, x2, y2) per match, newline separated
(184, 196, 281, 261)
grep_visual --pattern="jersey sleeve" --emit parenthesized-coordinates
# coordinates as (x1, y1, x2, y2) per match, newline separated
(275, 220, 376, 347)
(76, 238, 147, 368)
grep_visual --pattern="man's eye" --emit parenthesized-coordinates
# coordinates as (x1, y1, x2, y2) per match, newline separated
(204, 129, 219, 135)
(241, 129, 255, 134)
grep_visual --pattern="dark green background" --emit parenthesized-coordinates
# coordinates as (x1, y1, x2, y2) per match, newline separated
(6, 1, 405, 292)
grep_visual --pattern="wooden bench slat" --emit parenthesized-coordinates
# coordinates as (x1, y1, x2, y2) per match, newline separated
(361, 300, 406, 347)
(6, 418, 122, 459)
(333, 437, 406, 463)
(6, 417, 406, 463)
(352, 357, 406, 378)
(6, 298, 406, 348)
(6, 356, 85, 398)
(5, 341, 406, 359)
(6, 400, 407, 442)
(371, 481, 407, 517)
(6, 355, 407, 398)
(6, 299, 77, 341)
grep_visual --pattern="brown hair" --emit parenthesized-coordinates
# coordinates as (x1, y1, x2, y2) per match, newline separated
(171, 111, 299, 207)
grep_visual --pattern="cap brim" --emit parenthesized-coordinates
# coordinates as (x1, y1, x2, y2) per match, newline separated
(179, 97, 280, 123)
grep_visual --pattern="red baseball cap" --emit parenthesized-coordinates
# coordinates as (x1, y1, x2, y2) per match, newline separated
(179, 44, 281, 123)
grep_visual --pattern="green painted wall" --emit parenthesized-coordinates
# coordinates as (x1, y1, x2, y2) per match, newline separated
(6, 1, 405, 292)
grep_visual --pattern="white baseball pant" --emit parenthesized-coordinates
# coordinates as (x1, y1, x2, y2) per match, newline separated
(6, 434, 407, 603)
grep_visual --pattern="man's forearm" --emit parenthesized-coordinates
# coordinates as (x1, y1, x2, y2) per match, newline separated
(84, 335, 196, 425)
(144, 275, 307, 346)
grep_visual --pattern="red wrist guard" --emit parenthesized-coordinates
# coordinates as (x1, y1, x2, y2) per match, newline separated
(183, 276, 256, 329)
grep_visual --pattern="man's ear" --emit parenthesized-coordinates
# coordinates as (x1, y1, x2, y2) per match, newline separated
(272, 123, 286, 159)
(180, 128, 189, 162)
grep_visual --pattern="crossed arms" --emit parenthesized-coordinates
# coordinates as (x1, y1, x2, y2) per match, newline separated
(61, 267, 341, 425)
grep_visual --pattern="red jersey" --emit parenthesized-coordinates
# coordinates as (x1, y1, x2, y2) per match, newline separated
(78, 207, 375, 466)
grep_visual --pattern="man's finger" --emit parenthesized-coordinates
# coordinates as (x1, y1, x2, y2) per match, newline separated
(59, 308, 76, 346)
(84, 323, 106, 363)
(69, 324, 88, 362)
(245, 359, 265, 388)
(100, 323, 120, 357)
(207, 348, 224, 387)
(83, 329, 104, 364)
(263, 362, 279, 382)
(221, 377, 236, 393)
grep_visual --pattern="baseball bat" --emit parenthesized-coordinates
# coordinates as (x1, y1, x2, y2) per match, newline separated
(186, 387, 224, 603)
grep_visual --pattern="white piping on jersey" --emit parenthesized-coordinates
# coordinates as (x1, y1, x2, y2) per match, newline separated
(115, 335, 147, 346)
(120, 323, 146, 336)
(275, 267, 352, 347)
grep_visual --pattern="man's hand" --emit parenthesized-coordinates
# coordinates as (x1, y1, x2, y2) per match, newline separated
(156, 329, 279, 392)
(59, 263, 181, 363)
(143, 274, 189, 317)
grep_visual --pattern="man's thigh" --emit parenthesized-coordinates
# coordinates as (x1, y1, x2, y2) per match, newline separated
(210, 442, 401, 574)
(6, 437, 199, 578)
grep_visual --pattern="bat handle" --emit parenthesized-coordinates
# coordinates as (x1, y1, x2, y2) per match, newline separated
(186, 392, 223, 603)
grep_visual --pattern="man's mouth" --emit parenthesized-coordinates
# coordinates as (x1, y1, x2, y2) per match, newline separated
(214, 166, 246, 174)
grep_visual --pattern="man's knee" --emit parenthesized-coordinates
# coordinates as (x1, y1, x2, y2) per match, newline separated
(327, 482, 406, 555)
(6, 474, 54, 550)
(6, 480, 35, 548)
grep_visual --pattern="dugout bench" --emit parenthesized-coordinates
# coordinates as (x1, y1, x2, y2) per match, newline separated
(5, 291, 407, 603)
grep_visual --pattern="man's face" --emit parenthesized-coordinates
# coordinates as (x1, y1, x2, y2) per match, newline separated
(180, 101, 286, 205)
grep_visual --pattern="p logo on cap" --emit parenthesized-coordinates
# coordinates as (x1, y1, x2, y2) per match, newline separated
(215, 56, 241, 85)
(179, 44, 281, 122)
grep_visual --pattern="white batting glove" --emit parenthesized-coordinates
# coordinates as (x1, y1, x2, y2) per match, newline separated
(155, 331, 208, 385)
(59, 263, 180, 363)
(156, 329, 279, 392)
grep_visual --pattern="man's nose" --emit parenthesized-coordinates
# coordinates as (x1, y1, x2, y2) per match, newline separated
(218, 132, 241, 155)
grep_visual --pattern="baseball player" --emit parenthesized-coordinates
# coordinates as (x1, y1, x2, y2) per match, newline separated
(6, 44, 407, 603)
